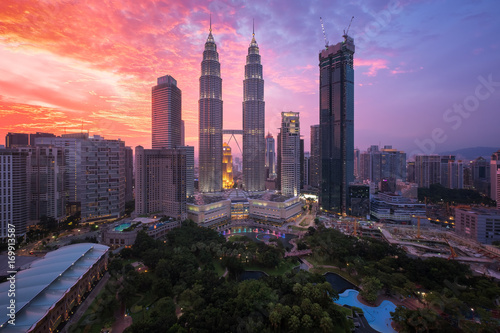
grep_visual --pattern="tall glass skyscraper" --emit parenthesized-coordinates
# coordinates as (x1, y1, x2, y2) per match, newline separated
(265, 133, 276, 179)
(319, 34, 355, 214)
(279, 112, 300, 197)
(199, 23, 223, 192)
(152, 75, 182, 149)
(243, 26, 265, 191)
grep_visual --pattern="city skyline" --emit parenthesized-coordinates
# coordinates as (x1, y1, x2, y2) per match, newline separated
(0, 1, 499, 157)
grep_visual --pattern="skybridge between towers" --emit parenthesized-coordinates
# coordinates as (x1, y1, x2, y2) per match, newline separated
(222, 129, 243, 154)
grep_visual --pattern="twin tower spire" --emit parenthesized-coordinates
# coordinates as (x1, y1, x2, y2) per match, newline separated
(198, 18, 265, 193)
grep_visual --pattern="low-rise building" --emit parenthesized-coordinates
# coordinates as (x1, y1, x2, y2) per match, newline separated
(0, 243, 108, 333)
(248, 193, 302, 225)
(455, 207, 500, 245)
(371, 192, 426, 223)
(187, 194, 231, 228)
(101, 217, 180, 247)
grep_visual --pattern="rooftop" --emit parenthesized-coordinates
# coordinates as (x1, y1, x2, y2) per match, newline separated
(0, 243, 109, 332)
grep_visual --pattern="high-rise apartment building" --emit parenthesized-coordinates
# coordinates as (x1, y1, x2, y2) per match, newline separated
(415, 155, 441, 188)
(359, 145, 406, 185)
(199, 23, 223, 192)
(265, 133, 276, 179)
(440, 155, 463, 189)
(125, 146, 134, 202)
(152, 75, 182, 150)
(36, 134, 125, 222)
(222, 143, 234, 189)
(18, 145, 66, 223)
(242, 27, 265, 192)
(354, 148, 360, 180)
(279, 112, 300, 197)
(304, 153, 310, 187)
(319, 34, 355, 214)
(491, 150, 500, 208)
(309, 125, 321, 188)
(5, 132, 29, 148)
(471, 157, 490, 195)
(30, 132, 55, 147)
(135, 146, 186, 220)
(0, 149, 28, 239)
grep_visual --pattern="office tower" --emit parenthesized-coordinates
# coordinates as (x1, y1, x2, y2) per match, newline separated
(152, 75, 182, 149)
(125, 146, 134, 202)
(319, 33, 355, 214)
(135, 146, 186, 220)
(407, 161, 416, 183)
(276, 132, 281, 191)
(0, 149, 28, 239)
(30, 132, 55, 147)
(304, 153, 310, 187)
(354, 148, 360, 180)
(310, 125, 321, 188)
(18, 145, 66, 223)
(265, 133, 276, 179)
(5, 132, 29, 148)
(243, 26, 265, 191)
(359, 145, 406, 184)
(471, 157, 490, 195)
(222, 143, 234, 189)
(491, 150, 500, 208)
(279, 112, 300, 197)
(178, 146, 194, 197)
(300, 138, 305, 189)
(349, 185, 370, 217)
(36, 134, 125, 222)
(415, 155, 440, 188)
(181, 120, 185, 146)
(199, 22, 223, 192)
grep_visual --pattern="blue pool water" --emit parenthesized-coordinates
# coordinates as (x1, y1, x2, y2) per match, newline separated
(114, 222, 131, 232)
(335, 289, 397, 333)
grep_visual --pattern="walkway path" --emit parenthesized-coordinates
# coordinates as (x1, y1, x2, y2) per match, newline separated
(60, 272, 110, 333)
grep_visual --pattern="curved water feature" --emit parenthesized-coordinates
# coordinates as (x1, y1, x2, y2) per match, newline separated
(335, 289, 397, 333)
(324, 272, 357, 293)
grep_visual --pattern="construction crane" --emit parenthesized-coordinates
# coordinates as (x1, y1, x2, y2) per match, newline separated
(343, 16, 354, 38)
(443, 236, 458, 260)
(319, 17, 329, 49)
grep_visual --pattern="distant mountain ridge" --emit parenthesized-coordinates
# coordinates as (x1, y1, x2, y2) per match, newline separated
(439, 147, 499, 160)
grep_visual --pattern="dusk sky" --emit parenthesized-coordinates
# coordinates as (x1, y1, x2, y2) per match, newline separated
(1, 0, 499, 158)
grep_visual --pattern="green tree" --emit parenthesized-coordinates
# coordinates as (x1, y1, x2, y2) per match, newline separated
(360, 276, 383, 303)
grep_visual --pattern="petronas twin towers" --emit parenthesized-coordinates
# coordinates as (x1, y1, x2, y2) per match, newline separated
(199, 21, 265, 192)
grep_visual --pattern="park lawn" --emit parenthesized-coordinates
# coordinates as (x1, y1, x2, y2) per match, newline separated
(289, 225, 308, 232)
(243, 259, 299, 276)
(73, 287, 111, 333)
(212, 259, 225, 276)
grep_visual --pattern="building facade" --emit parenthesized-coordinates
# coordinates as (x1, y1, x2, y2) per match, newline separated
(199, 25, 223, 193)
(135, 146, 187, 220)
(125, 146, 134, 202)
(222, 143, 234, 189)
(455, 208, 500, 244)
(265, 133, 276, 179)
(0, 149, 28, 239)
(35, 134, 126, 222)
(415, 155, 441, 188)
(152, 75, 182, 150)
(18, 145, 66, 223)
(279, 112, 300, 197)
(370, 192, 426, 223)
(491, 150, 500, 208)
(5, 132, 29, 148)
(243, 28, 265, 191)
(359, 145, 406, 185)
(309, 124, 321, 188)
(319, 35, 355, 214)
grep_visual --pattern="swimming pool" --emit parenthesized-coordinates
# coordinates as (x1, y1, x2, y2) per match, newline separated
(114, 222, 131, 232)
(334, 289, 397, 333)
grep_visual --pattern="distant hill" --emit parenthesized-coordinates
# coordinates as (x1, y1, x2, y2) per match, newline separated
(439, 147, 499, 160)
